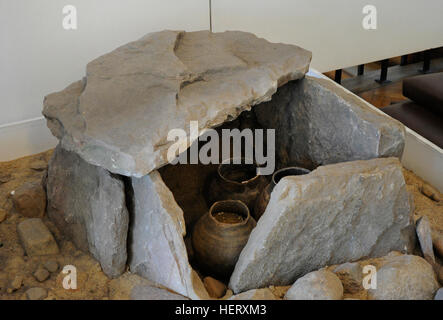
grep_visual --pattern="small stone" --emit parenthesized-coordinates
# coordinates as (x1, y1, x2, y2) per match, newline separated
(34, 268, 50, 282)
(203, 277, 227, 298)
(332, 262, 363, 294)
(130, 285, 189, 300)
(30, 160, 48, 171)
(10, 275, 23, 291)
(25, 287, 48, 300)
(44, 260, 59, 273)
(0, 209, 6, 223)
(368, 255, 439, 300)
(416, 216, 436, 264)
(12, 181, 46, 218)
(421, 183, 442, 202)
(229, 288, 277, 300)
(0, 173, 11, 184)
(284, 270, 344, 300)
(17, 218, 59, 256)
(435, 288, 443, 300)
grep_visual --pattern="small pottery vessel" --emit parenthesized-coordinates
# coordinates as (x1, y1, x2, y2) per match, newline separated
(206, 158, 268, 216)
(192, 200, 256, 278)
(254, 166, 311, 220)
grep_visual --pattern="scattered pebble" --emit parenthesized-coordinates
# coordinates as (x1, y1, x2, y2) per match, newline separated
(34, 267, 50, 282)
(10, 275, 23, 291)
(0, 173, 12, 184)
(30, 160, 48, 171)
(17, 218, 59, 256)
(421, 183, 442, 202)
(25, 287, 48, 300)
(44, 260, 59, 273)
(203, 277, 227, 298)
(12, 181, 46, 218)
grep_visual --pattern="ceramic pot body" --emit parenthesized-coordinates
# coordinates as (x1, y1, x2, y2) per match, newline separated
(192, 200, 256, 278)
(206, 158, 268, 216)
(254, 166, 311, 220)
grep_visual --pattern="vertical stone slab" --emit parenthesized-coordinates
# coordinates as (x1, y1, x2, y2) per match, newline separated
(229, 158, 415, 293)
(254, 76, 406, 169)
(128, 171, 209, 300)
(46, 145, 129, 278)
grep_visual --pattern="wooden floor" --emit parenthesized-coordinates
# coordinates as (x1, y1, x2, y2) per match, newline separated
(357, 80, 407, 109)
(323, 50, 443, 109)
(324, 68, 407, 109)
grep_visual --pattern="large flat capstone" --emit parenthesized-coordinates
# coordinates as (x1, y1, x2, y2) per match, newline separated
(46, 145, 129, 278)
(254, 76, 405, 169)
(43, 30, 311, 177)
(229, 158, 415, 293)
(128, 171, 209, 300)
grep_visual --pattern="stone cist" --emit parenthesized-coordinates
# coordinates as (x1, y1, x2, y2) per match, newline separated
(43, 29, 419, 300)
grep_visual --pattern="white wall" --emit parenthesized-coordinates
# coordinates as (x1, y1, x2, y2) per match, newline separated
(1, 0, 443, 166)
(0, 0, 209, 160)
(213, 0, 443, 72)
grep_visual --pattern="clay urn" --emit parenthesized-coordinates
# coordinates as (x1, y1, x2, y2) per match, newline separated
(192, 200, 256, 278)
(206, 158, 268, 217)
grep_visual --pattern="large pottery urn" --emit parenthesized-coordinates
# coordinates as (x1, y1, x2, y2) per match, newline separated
(254, 166, 311, 220)
(192, 200, 256, 278)
(206, 158, 268, 217)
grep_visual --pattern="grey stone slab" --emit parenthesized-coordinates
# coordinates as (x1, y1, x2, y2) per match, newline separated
(254, 75, 405, 169)
(128, 171, 209, 300)
(229, 158, 415, 293)
(43, 30, 311, 177)
(46, 145, 128, 278)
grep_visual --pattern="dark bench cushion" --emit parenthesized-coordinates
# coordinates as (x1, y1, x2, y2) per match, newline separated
(382, 101, 443, 149)
(403, 72, 443, 116)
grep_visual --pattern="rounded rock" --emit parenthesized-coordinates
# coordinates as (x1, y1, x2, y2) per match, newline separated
(44, 260, 59, 273)
(368, 255, 439, 300)
(284, 270, 344, 300)
(34, 268, 50, 282)
(26, 287, 48, 300)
